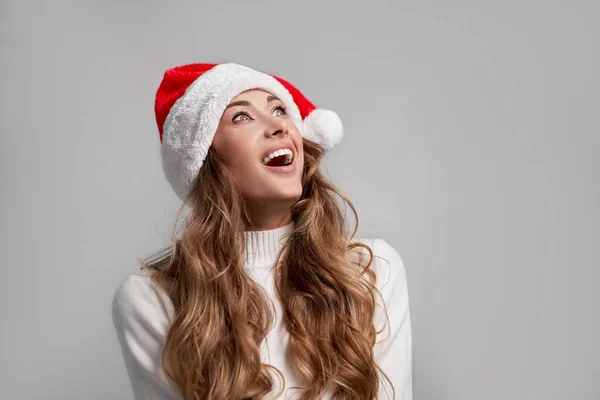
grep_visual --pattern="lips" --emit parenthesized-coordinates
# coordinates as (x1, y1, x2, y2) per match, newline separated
(263, 156, 296, 173)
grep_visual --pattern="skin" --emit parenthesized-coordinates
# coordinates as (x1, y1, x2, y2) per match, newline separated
(211, 89, 305, 231)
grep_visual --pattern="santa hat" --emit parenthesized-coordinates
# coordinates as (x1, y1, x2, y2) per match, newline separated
(154, 62, 343, 201)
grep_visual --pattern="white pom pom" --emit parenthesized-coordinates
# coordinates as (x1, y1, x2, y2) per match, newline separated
(302, 109, 343, 150)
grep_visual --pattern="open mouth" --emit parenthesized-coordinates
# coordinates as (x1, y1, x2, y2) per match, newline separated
(261, 148, 296, 173)
(261, 147, 294, 167)
(264, 154, 292, 167)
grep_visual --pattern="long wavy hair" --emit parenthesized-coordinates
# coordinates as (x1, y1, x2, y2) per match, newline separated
(140, 137, 394, 399)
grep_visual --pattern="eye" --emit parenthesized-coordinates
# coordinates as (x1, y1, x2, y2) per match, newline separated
(272, 105, 287, 117)
(232, 112, 251, 122)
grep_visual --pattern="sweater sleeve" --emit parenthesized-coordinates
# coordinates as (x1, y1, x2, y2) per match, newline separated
(111, 272, 182, 400)
(373, 238, 413, 400)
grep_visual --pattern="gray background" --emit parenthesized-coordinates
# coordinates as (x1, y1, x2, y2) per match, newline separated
(1, 1, 598, 399)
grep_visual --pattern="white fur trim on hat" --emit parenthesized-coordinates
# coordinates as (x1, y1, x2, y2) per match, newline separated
(160, 63, 303, 201)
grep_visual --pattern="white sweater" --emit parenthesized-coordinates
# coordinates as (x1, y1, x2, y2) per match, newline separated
(111, 222, 413, 399)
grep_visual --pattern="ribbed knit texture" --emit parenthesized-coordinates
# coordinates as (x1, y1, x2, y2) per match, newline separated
(244, 221, 294, 267)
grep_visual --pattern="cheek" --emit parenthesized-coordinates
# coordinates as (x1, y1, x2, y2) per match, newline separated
(223, 140, 257, 171)
(213, 125, 255, 165)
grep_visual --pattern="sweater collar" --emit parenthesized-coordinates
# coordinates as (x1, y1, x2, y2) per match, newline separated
(244, 221, 294, 267)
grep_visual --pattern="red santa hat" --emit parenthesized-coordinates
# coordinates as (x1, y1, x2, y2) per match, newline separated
(154, 62, 343, 201)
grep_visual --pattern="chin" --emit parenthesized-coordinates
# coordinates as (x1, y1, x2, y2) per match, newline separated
(248, 175, 303, 203)
(277, 187, 303, 201)
(265, 185, 303, 203)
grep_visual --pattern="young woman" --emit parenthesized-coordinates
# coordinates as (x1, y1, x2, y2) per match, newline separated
(112, 62, 412, 400)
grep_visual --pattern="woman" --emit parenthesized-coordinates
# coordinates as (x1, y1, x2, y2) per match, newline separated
(112, 62, 412, 400)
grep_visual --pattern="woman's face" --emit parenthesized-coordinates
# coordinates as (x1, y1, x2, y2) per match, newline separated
(211, 89, 305, 207)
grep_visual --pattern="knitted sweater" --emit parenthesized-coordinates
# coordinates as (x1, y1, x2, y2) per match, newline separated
(111, 222, 413, 399)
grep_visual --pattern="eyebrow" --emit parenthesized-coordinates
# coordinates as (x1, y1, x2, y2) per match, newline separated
(224, 94, 281, 111)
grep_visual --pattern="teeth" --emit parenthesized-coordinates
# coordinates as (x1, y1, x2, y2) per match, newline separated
(262, 148, 293, 165)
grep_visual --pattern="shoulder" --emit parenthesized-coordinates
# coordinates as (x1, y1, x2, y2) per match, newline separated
(350, 237, 409, 301)
(372, 238, 408, 292)
(111, 268, 175, 325)
(359, 238, 411, 351)
(111, 269, 183, 399)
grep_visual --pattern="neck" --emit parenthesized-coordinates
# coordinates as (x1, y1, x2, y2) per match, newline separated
(244, 220, 294, 267)
(244, 200, 294, 231)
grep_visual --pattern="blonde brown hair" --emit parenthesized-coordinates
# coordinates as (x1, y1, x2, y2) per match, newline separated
(141, 138, 394, 399)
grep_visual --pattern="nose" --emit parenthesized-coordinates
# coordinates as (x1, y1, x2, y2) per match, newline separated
(264, 114, 289, 138)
